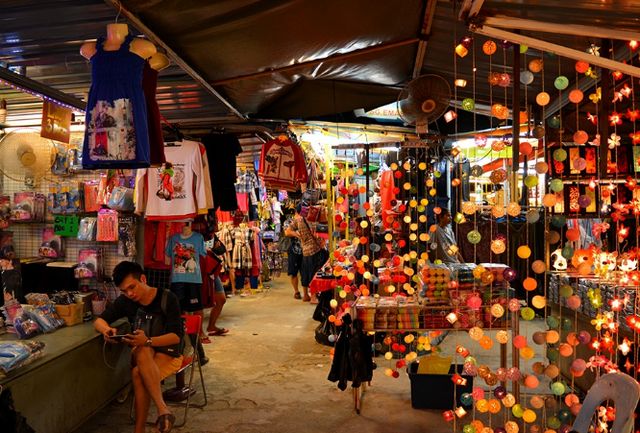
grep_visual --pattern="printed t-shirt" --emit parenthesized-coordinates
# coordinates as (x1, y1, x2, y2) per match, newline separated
(166, 232, 207, 284)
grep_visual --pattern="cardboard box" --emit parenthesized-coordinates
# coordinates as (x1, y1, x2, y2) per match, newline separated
(55, 303, 83, 326)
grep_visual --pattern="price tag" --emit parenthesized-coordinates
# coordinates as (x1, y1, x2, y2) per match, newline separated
(54, 215, 79, 237)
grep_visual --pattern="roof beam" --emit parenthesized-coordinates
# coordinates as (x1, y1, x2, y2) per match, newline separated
(212, 38, 420, 86)
(103, 0, 245, 120)
(484, 16, 640, 42)
(459, 0, 485, 21)
(470, 24, 640, 78)
(412, 0, 438, 79)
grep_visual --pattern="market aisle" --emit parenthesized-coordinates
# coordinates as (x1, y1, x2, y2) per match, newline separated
(78, 275, 451, 433)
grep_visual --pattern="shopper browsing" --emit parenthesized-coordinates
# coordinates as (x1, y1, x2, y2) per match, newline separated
(94, 261, 183, 433)
(283, 213, 304, 299)
(431, 208, 465, 264)
(285, 203, 328, 302)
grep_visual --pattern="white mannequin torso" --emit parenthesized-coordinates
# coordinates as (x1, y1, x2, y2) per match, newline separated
(80, 23, 157, 63)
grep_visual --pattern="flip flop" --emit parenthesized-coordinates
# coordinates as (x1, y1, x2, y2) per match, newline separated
(294, 292, 302, 299)
(156, 413, 175, 433)
(208, 328, 229, 336)
(200, 336, 212, 344)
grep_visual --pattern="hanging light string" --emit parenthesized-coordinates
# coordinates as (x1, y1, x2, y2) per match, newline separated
(630, 45, 640, 382)
(472, 38, 478, 264)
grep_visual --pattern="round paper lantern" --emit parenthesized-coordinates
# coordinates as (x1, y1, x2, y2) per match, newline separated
(464, 425, 476, 433)
(469, 326, 484, 341)
(575, 61, 589, 73)
(548, 115, 561, 128)
(491, 239, 507, 254)
(491, 206, 506, 219)
(467, 230, 482, 244)
(488, 399, 502, 414)
(468, 295, 483, 309)
(471, 165, 484, 177)
(507, 202, 521, 217)
(569, 89, 584, 104)
(526, 209, 540, 224)
(545, 364, 560, 379)
(559, 285, 573, 298)
(479, 335, 494, 350)
(574, 158, 587, 171)
(520, 141, 533, 156)
(543, 193, 558, 207)
(550, 179, 564, 192)
(476, 399, 489, 413)
(512, 404, 525, 418)
(549, 231, 561, 244)
(462, 98, 476, 111)
(566, 332, 579, 346)
(496, 330, 509, 344)
(508, 298, 521, 312)
(573, 130, 588, 144)
(521, 307, 536, 321)
(577, 195, 591, 208)
(521, 70, 534, 85)
(578, 330, 591, 344)
(523, 277, 537, 291)
(472, 386, 486, 400)
(532, 362, 545, 374)
(532, 260, 546, 274)
(498, 73, 511, 87)
(550, 382, 566, 396)
(503, 267, 517, 281)
(532, 331, 547, 345)
(461, 392, 474, 406)
(548, 417, 562, 429)
(536, 92, 550, 106)
(524, 375, 540, 388)
(531, 395, 545, 409)
(558, 343, 573, 357)
(523, 409, 537, 424)
(529, 58, 544, 73)
(554, 76, 569, 90)
(532, 125, 546, 139)
(553, 148, 568, 161)
(570, 358, 587, 373)
(525, 175, 539, 188)
(485, 372, 499, 386)
(535, 161, 549, 174)
(547, 316, 560, 328)
(565, 393, 580, 408)
(566, 295, 581, 310)
(492, 140, 506, 152)
(464, 362, 479, 376)
(532, 295, 547, 309)
(513, 335, 527, 349)
(561, 245, 574, 259)
(517, 245, 532, 259)
(502, 393, 516, 407)
(491, 104, 509, 119)
(483, 40, 498, 55)
(557, 409, 571, 423)
(546, 330, 560, 344)
(566, 228, 580, 241)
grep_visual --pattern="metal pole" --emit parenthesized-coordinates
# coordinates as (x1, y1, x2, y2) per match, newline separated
(511, 43, 521, 203)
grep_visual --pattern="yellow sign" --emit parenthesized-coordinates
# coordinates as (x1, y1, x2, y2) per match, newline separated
(41, 100, 71, 143)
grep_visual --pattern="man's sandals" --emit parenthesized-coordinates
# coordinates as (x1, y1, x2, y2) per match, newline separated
(156, 413, 175, 433)
(207, 328, 229, 336)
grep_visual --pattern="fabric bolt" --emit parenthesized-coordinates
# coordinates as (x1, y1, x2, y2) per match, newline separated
(83, 34, 150, 169)
(259, 137, 308, 191)
(288, 215, 321, 257)
(203, 133, 243, 211)
(166, 232, 207, 284)
(142, 61, 166, 166)
(135, 140, 208, 220)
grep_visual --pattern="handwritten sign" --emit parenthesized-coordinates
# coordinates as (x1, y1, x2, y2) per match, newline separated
(54, 215, 79, 237)
(41, 100, 72, 143)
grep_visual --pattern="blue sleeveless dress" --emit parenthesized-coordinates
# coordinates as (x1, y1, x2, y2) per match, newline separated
(82, 34, 150, 169)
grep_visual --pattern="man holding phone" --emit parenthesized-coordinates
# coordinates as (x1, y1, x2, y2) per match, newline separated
(94, 261, 183, 433)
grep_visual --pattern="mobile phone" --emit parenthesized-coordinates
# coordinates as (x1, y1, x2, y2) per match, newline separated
(110, 334, 130, 341)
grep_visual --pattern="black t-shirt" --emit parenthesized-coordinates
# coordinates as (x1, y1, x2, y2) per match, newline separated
(203, 133, 243, 211)
(100, 289, 184, 358)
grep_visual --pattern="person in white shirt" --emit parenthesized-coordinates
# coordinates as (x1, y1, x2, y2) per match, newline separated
(432, 208, 464, 263)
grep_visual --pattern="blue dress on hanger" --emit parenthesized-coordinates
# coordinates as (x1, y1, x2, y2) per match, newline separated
(82, 34, 150, 169)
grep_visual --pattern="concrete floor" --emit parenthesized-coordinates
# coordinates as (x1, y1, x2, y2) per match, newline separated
(78, 275, 544, 433)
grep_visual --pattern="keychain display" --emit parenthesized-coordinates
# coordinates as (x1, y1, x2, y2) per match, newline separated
(118, 216, 136, 257)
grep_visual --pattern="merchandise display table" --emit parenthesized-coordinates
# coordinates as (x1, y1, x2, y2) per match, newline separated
(0, 321, 130, 433)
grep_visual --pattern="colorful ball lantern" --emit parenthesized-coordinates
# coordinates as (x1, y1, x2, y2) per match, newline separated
(548, 115, 561, 128)
(521, 307, 536, 321)
(573, 130, 588, 144)
(569, 89, 584, 104)
(532, 260, 546, 274)
(483, 40, 498, 55)
(543, 193, 558, 207)
(575, 61, 589, 73)
(532, 126, 546, 139)
(462, 98, 475, 111)
(529, 58, 544, 73)
(535, 161, 549, 174)
(553, 148, 567, 161)
(521, 70, 534, 85)
(536, 92, 550, 106)
(532, 295, 547, 309)
(554, 76, 569, 90)
(517, 245, 532, 259)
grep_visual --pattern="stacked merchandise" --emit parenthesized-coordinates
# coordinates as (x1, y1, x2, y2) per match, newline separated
(374, 297, 398, 330)
(418, 263, 451, 304)
(355, 296, 376, 329)
(0, 340, 46, 374)
(478, 263, 510, 327)
(397, 297, 422, 329)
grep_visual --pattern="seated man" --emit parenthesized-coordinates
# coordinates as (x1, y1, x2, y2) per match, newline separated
(94, 261, 183, 433)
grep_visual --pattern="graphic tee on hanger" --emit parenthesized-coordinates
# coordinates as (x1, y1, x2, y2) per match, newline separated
(166, 232, 207, 284)
(135, 140, 208, 220)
